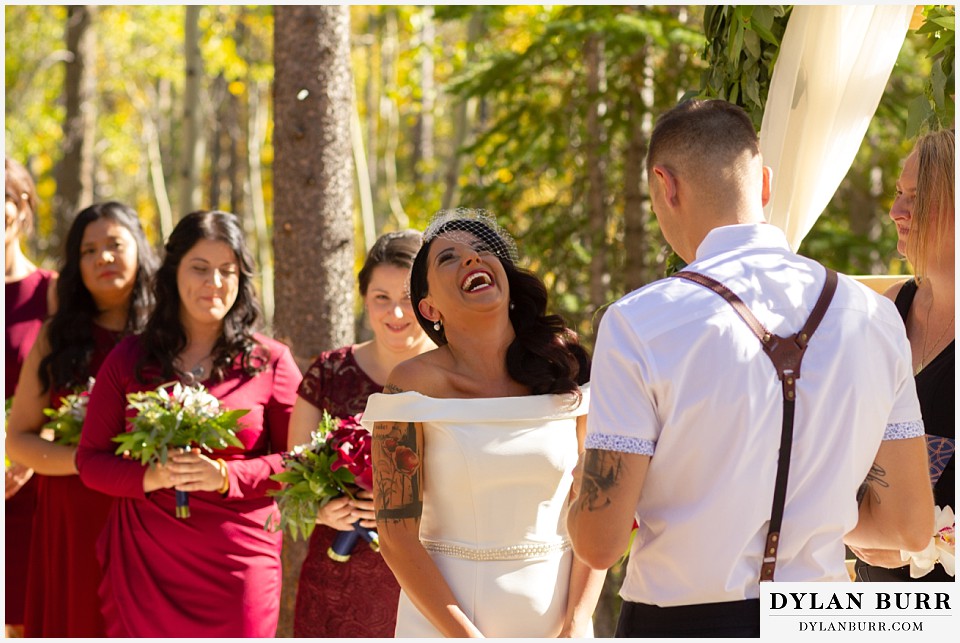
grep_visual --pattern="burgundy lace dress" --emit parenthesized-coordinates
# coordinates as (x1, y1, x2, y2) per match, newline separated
(292, 345, 400, 637)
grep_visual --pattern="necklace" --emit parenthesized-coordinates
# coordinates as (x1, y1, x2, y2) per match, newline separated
(177, 354, 211, 385)
(916, 304, 954, 375)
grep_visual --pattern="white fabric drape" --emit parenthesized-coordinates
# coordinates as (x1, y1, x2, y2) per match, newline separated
(759, 5, 914, 251)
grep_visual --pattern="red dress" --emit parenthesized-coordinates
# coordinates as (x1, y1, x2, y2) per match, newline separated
(76, 333, 301, 637)
(292, 345, 401, 637)
(4, 268, 55, 625)
(23, 324, 120, 637)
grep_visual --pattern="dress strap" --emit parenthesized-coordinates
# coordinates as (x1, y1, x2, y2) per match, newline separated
(893, 278, 918, 324)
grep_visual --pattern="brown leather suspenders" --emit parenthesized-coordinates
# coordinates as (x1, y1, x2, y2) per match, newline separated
(672, 268, 839, 582)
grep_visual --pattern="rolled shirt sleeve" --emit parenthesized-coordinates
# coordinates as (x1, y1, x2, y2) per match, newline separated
(585, 304, 658, 456)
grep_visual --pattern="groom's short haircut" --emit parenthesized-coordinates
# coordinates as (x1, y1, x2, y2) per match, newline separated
(647, 99, 760, 187)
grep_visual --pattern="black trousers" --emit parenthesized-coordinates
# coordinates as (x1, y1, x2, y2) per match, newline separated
(616, 598, 761, 638)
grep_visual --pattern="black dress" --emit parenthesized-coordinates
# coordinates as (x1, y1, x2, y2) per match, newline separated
(855, 279, 955, 582)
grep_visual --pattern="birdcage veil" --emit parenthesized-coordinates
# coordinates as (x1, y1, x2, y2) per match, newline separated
(422, 208, 519, 265)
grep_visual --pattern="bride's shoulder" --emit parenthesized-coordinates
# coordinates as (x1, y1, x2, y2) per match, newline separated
(383, 348, 452, 397)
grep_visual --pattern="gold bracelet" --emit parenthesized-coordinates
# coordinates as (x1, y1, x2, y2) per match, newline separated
(216, 458, 230, 495)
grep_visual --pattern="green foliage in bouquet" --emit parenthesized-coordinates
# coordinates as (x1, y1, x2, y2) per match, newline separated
(41, 379, 95, 446)
(266, 411, 368, 541)
(113, 382, 247, 465)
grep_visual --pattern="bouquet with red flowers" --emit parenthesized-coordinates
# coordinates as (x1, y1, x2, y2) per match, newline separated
(267, 412, 377, 559)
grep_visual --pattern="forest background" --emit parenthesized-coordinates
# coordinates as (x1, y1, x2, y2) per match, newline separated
(3, 4, 955, 637)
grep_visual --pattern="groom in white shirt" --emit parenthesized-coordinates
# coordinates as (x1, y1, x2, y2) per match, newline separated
(567, 98, 934, 638)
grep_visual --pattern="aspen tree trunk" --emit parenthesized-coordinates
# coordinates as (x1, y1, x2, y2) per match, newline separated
(364, 13, 381, 228)
(247, 79, 273, 329)
(381, 7, 408, 227)
(441, 12, 484, 211)
(209, 75, 226, 210)
(140, 92, 174, 242)
(228, 94, 244, 218)
(415, 5, 436, 186)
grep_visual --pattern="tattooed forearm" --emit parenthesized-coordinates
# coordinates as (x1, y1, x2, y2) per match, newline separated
(377, 503, 424, 520)
(373, 421, 423, 525)
(383, 383, 405, 394)
(578, 449, 624, 512)
(857, 462, 889, 506)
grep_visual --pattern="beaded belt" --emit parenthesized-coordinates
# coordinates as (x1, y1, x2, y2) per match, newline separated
(420, 538, 571, 561)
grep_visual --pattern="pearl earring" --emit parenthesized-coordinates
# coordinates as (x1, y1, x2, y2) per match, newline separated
(509, 301, 515, 310)
(433, 320, 442, 332)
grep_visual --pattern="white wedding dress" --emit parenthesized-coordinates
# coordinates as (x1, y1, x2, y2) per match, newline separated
(361, 386, 592, 638)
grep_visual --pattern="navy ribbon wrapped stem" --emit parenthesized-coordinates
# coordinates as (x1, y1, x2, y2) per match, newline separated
(175, 489, 191, 518)
(175, 445, 192, 519)
(327, 520, 380, 562)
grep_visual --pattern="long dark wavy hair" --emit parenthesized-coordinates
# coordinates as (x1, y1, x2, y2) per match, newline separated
(39, 202, 158, 393)
(410, 218, 590, 398)
(137, 210, 266, 383)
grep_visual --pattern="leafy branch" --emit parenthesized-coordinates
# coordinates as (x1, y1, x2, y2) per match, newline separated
(907, 5, 955, 137)
(696, 5, 792, 130)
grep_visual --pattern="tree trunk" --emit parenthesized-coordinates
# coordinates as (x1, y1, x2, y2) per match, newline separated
(381, 8, 408, 227)
(228, 90, 245, 217)
(364, 12, 381, 228)
(441, 12, 484, 211)
(273, 6, 356, 634)
(414, 5, 436, 186)
(623, 42, 654, 295)
(53, 5, 96, 244)
(138, 87, 174, 242)
(584, 34, 608, 312)
(181, 4, 204, 216)
(209, 75, 226, 210)
(247, 79, 273, 330)
(353, 95, 377, 252)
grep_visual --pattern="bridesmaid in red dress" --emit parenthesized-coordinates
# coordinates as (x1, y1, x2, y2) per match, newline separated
(6, 201, 158, 637)
(289, 230, 434, 637)
(4, 157, 57, 637)
(77, 210, 301, 637)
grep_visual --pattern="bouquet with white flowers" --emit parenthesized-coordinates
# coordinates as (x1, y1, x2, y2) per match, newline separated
(113, 381, 248, 518)
(42, 377, 96, 446)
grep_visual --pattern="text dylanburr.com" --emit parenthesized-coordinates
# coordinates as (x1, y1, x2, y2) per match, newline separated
(761, 582, 956, 638)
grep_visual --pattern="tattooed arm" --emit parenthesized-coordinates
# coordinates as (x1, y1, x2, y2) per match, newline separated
(373, 416, 484, 637)
(566, 444, 650, 571)
(844, 435, 934, 553)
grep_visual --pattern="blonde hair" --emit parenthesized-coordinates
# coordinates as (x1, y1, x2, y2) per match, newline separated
(909, 128, 954, 278)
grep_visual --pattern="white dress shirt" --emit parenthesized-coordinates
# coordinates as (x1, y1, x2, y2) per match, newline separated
(586, 223, 922, 606)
